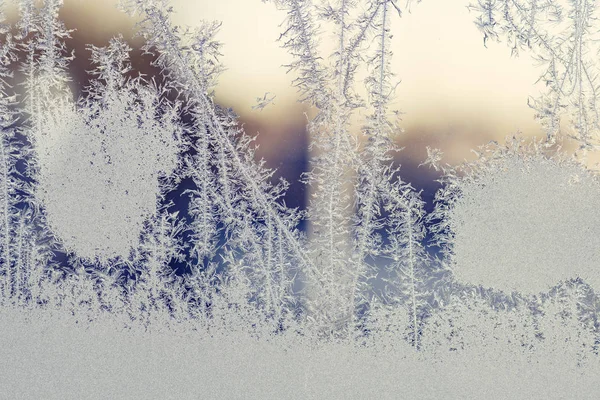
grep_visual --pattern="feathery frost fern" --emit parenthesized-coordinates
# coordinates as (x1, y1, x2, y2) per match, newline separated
(469, 0, 600, 149)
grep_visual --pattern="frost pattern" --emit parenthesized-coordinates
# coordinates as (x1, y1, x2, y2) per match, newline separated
(429, 138, 600, 293)
(468, 0, 600, 148)
(0, 0, 600, 397)
(267, 0, 429, 338)
(35, 38, 182, 262)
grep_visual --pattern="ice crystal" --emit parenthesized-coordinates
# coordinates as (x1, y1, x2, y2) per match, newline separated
(0, 0, 599, 397)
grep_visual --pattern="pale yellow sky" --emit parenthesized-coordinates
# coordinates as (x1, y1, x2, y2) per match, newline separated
(170, 0, 553, 164)
(9, 0, 581, 166)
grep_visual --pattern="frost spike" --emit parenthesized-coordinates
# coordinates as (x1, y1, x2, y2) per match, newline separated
(120, 0, 317, 320)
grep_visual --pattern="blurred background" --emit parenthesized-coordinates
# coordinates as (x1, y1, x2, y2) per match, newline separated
(5, 0, 564, 225)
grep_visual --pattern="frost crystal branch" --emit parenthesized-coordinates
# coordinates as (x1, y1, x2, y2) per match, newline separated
(469, 0, 600, 148)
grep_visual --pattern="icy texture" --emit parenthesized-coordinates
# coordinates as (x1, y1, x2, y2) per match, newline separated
(36, 45, 182, 262)
(2, 304, 600, 400)
(468, 0, 600, 148)
(435, 140, 600, 293)
(0, 0, 599, 398)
